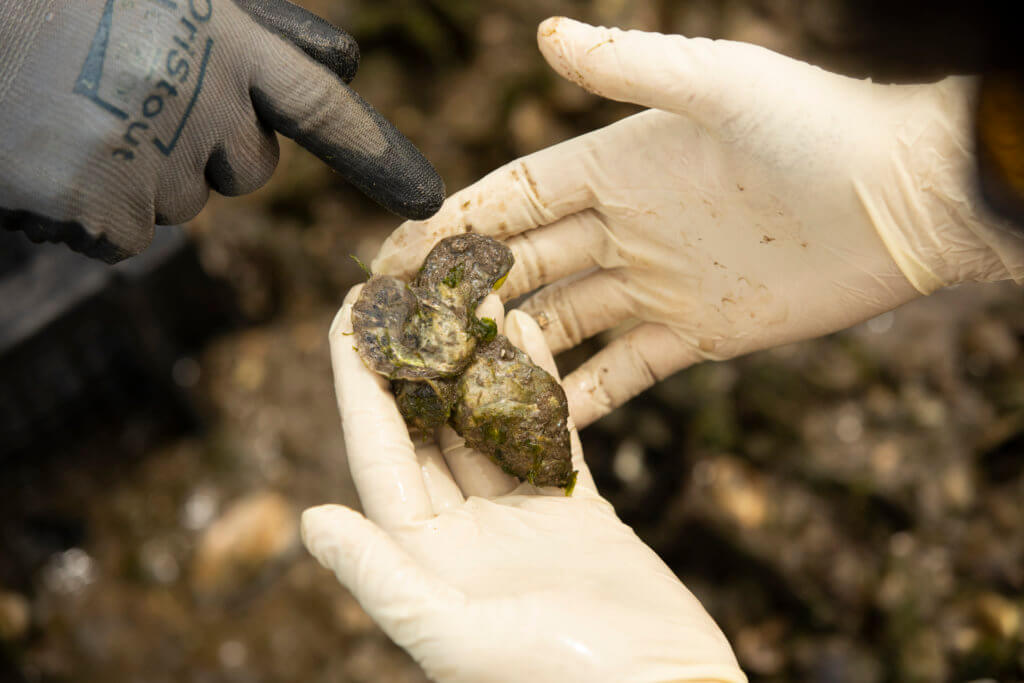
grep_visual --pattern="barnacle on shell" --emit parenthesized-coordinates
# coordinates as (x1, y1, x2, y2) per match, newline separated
(352, 234, 576, 491)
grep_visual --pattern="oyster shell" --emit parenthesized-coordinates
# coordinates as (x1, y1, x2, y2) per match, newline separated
(393, 377, 457, 435)
(453, 335, 575, 488)
(353, 277, 477, 380)
(351, 234, 576, 491)
(413, 233, 514, 310)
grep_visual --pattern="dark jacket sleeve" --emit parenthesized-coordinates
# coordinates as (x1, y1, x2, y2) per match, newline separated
(839, 1, 1022, 228)
(976, 73, 1024, 225)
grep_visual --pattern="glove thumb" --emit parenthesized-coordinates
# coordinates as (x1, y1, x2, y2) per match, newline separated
(536, 16, 833, 136)
(301, 505, 461, 641)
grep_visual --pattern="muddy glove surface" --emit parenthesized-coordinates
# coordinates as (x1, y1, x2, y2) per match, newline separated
(0, 0, 443, 262)
(375, 17, 1024, 429)
(300, 288, 745, 683)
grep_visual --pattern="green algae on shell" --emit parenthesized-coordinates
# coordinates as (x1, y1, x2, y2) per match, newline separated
(453, 334, 574, 488)
(352, 235, 514, 381)
(353, 278, 477, 380)
(393, 377, 457, 436)
(414, 234, 514, 311)
(352, 234, 576, 491)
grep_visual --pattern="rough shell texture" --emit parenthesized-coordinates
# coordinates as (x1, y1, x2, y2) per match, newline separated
(352, 234, 575, 490)
(453, 335, 574, 487)
(352, 276, 476, 380)
(414, 234, 514, 310)
(352, 235, 514, 381)
(393, 377, 456, 436)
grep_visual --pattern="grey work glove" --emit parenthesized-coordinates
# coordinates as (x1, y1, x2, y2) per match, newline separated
(0, 0, 444, 262)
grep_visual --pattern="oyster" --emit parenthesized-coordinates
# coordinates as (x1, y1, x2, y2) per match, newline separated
(413, 233, 514, 310)
(352, 277, 477, 379)
(393, 377, 457, 435)
(352, 234, 513, 381)
(453, 335, 575, 488)
(352, 234, 576, 491)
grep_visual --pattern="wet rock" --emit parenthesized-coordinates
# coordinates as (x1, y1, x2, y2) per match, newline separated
(42, 548, 97, 597)
(735, 619, 787, 675)
(793, 636, 883, 683)
(218, 639, 248, 670)
(964, 318, 1019, 370)
(612, 439, 651, 491)
(509, 99, 569, 155)
(334, 594, 377, 636)
(0, 590, 30, 642)
(138, 537, 181, 585)
(699, 457, 768, 529)
(901, 630, 948, 681)
(975, 592, 1021, 640)
(343, 637, 429, 683)
(801, 0, 861, 47)
(940, 463, 975, 511)
(191, 491, 298, 599)
(181, 484, 220, 531)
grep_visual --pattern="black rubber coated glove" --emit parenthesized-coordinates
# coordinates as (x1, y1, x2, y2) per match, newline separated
(0, 0, 444, 262)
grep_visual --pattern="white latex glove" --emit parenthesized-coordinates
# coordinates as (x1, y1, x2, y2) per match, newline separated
(374, 17, 1024, 429)
(300, 287, 745, 683)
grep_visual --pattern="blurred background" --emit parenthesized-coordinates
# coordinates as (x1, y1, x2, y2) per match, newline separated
(2, 1, 1022, 681)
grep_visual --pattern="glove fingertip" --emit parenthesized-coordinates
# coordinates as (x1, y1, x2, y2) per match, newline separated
(361, 140, 445, 220)
(562, 370, 605, 431)
(536, 16, 598, 80)
(301, 503, 355, 532)
(300, 504, 361, 561)
(321, 32, 360, 84)
(505, 310, 555, 369)
(250, 80, 445, 221)
(534, 16, 713, 118)
(395, 170, 446, 220)
(537, 16, 585, 46)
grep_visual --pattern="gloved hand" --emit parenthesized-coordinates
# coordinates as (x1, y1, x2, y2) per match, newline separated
(0, 0, 443, 262)
(374, 17, 1024, 429)
(300, 287, 745, 683)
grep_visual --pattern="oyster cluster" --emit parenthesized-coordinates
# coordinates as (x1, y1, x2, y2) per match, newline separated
(352, 234, 576, 491)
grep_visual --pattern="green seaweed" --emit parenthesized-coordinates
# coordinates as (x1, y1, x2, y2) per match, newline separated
(441, 263, 465, 288)
(471, 316, 498, 342)
(394, 378, 456, 435)
(350, 254, 373, 279)
(562, 471, 578, 497)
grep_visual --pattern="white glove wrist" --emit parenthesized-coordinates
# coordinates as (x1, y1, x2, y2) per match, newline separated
(858, 76, 1024, 293)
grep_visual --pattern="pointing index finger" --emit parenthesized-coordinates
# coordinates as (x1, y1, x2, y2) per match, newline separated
(251, 35, 444, 220)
